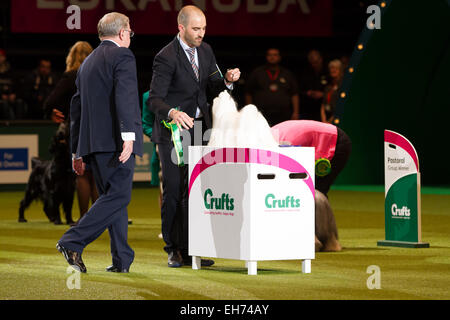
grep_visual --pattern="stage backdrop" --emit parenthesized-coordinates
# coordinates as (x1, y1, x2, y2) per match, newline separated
(336, 0, 450, 186)
(11, 0, 332, 36)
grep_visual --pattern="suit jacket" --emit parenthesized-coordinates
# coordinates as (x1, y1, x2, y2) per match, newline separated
(148, 36, 227, 144)
(70, 41, 143, 158)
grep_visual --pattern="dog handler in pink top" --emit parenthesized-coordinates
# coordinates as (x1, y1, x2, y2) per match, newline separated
(271, 120, 351, 195)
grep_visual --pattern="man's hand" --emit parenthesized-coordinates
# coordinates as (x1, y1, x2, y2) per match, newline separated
(225, 68, 241, 83)
(73, 158, 85, 176)
(51, 109, 65, 123)
(119, 140, 134, 163)
(170, 109, 194, 131)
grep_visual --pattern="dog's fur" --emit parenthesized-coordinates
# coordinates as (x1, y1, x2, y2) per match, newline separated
(208, 91, 278, 148)
(314, 190, 341, 251)
(18, 122, 76, 225)
(236, 104, 279, 148)
(209, 91, 341, 252)
(208, 91, 241, 147)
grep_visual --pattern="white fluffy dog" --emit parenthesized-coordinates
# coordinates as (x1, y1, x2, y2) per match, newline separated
(208, 91, 341, 252)
(208, 91, 240, 147)
(208, 91, 278, 148)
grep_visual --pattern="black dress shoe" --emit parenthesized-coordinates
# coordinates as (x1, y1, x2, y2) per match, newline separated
(106, 265, 129, 273)
(168, 251, 182, 268)
(182, 256, 215, 267)
(56, 242, 87, 273)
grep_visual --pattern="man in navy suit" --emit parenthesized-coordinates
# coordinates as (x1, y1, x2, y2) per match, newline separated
(56, 12, 142, 273)
(148, 5, 240, 267)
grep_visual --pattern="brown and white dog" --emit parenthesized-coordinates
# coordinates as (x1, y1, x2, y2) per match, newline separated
(208, 91, 341, 252)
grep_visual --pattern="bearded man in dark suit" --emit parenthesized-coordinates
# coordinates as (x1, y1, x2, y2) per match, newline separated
(56, 12, 142, 274)
(148, 5, 240, 268)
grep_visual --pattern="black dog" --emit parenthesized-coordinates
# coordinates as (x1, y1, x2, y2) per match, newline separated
(18, 122, 75, 225)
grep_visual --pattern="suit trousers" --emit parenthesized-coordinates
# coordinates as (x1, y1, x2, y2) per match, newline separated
(157, 119, 207, 256)
(158, 142, 188, 255)
(58, 152, 135, 269)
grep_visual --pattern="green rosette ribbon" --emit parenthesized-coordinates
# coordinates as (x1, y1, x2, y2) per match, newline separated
(162, 119, 184, 167)
(315, 158, 331, 177)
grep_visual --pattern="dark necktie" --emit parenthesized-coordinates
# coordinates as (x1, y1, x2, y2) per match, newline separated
(186, 47, 199, 81)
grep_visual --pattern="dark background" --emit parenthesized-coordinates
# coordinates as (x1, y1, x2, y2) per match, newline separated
(336, 0, 450, 187)
(1, 0, 449, 187)
(0, 0, 371, 106)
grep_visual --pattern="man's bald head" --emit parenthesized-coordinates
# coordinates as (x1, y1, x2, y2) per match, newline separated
(177, 5, 205, 27)
(177, 5, 206, 48)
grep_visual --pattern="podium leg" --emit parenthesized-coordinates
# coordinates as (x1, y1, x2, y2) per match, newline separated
(192, 256, 201, 270)
(247, 261, 257, 275)
(302, 259, 311, 273)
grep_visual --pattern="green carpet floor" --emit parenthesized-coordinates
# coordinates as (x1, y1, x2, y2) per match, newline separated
(1, 188, 449, 300)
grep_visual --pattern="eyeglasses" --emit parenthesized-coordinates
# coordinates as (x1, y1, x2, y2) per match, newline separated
(124, 29, 134, 38)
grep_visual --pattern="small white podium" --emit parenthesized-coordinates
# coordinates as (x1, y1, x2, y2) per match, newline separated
(188, 147, 315, 275)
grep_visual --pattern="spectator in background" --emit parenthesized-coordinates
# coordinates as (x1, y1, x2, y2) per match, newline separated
(142, 90, 163, 240)
(0, 49, 27, 119)
(141, 91, 161, 189)
(321, 59, 343, 124)
(22, 59, 58, 119)
(44, 41, 98, 222)
(340, 54, 350, 71)
(245, 48, 299, 126)
(44, 42, 92, 122)
(299, 49, 328, 121)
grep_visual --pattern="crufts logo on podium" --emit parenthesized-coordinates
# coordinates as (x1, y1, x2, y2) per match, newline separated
(391, 204, 411, 219)
(265, 194, 300, 209)
(203, 189, 235, 211)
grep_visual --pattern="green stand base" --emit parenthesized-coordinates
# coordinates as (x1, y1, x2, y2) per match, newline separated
(377, 240, 430, 248)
